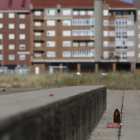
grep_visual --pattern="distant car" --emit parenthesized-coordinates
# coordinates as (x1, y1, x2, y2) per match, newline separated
(76, 72, 82, 75)
(101, 72, 107, 76)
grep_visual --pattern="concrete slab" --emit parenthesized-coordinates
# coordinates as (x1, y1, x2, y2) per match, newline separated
(88, 90, 123, 140)
(0, 86, 105, 121)
(88, 90, 140, 140)
(120, 90, 140, 140)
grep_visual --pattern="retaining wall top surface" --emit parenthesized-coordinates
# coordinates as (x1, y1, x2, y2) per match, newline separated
(0, 86, 105, 121)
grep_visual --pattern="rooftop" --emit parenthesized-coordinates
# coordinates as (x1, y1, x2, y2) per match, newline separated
(31, 0, 134, 8)
(0, 0, 30, 11)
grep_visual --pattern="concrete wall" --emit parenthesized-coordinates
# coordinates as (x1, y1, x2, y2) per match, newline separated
(95, 0, 103, 61)
(0, 86, 106, 140)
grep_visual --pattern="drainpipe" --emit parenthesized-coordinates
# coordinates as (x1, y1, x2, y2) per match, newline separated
(16, 13, 19, 74)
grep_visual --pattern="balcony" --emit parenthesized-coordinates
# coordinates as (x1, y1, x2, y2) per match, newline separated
(72, 36, 94, 41)
(33, 15, 44, 20)
(33, 47, 45, 52)
(33, 35, 45, 41)
(33, 25, 45, 31)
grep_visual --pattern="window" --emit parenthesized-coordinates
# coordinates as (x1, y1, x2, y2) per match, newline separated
(19, 24, 25, 29)
(19, 14, 25, 19)
(63, 31, 71, 36)
(127, 51, 134, 57)
(47, 20, 55, 26)
(80, 11, 86, 15)
(109, 20, 115, 26)
(72, 19, 94, 26)
(73, 29, 94, 36)
(109, 41, 115, 47)
(0, 13, 3, 18)
(103, 20, 108, 26)
(0, 55, 3, 60)
(80, 42, 85, 47)
(103, 31, 108, 36)
(103, 52, 109, 59)
(35, 22, 41, 26)
(47, 9, 55, 15)
(47, 30, 55, 36)
(63, 41, 71, 47)
(9, 34, 15, 40)
(88, 11, 93, 15)
(35, 52, 41, 57)
(0, 23, 3, 28)
(62, 9, 71, 16)
(35, 43, 41, 47)
(127, 31, 134, 36)
(103, 41, 108, 47)
(73, 50, 94, 57)
(9, 13, 15, 18)
(103, 10, 108, 16)
(127, 41, 134, 47)
(116, 31, 127, 39)
(47, 51, 55, 57)
(123, 11, 128, 16)
(0, 45, 3, 50)
(9, 54, 15, 60)
(0, 34, 3, 39)
(35, 32, 41, 36)
(109, 51, 114, 57)
(139, 34, 140, 38)
(19, 44, 26, 50)
(19, 34, 25, 40)
(63, 20, 71, 26)
(138, 11, 140, 19)
(116, 11, 121, 17)
(116, 20, 127, 27)
(47, 41, 55, 47)
(63, 51, 71, 57)
(138, 44, 140, 48)
(58, 9, 60, 13)
(9, 44, 15, 50)
(138, 24, 140, 29)
(127, 20, 134, 26)
(73, 11, 78, 15)
(9, 24, 15, 29)
(88, 42, 94, 47)
(35, 11, 41, 16)
(138, 53, 140, 58)
(19, 55, 26, 60)
(109, 31, 115, 37)
(73, 42, 78, 47)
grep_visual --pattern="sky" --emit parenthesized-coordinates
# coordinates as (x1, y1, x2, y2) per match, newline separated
(121, 0, 133, 3)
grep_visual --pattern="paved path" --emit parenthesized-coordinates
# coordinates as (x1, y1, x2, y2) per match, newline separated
(121, 90, 140, 140)
(88, 90, 140, 140)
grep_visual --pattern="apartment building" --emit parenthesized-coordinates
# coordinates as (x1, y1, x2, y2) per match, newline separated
(0, 0, 30, 74)
(0, 0, 140, 75)
(30, 0, 140, 74)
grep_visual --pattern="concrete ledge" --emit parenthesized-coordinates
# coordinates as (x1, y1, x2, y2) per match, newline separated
(0, 86, 106, 140)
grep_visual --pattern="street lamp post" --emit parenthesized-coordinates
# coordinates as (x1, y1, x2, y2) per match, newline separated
(0, 28, 4, 73)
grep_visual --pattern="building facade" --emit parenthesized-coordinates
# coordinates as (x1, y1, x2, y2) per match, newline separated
(0, 0, 31, 74)
(30, 0, 140, 74)
(1, 0, 140, 74)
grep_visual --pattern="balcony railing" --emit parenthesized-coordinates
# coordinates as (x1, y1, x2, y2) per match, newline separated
(33, 47, 45, 52)
(33, 25, 45, 31)
(33, 35, 45, 41)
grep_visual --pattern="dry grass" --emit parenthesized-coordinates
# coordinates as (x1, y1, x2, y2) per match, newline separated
(0, 72, 140, 89)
